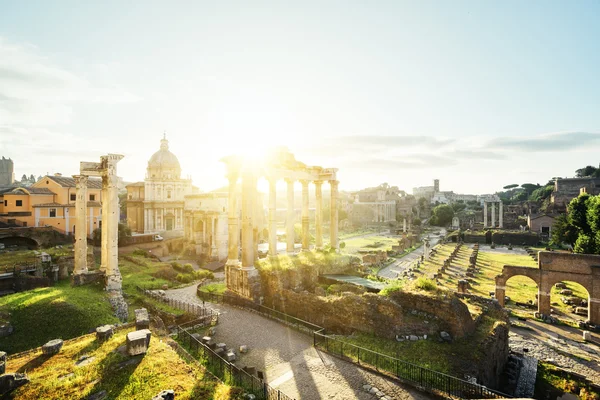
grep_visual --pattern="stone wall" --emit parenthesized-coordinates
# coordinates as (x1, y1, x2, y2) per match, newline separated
(462, 320, 509, 388)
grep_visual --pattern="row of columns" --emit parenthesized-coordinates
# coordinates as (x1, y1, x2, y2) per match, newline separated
(73, 154, 124, 291)
(483, 201, 503, 228)
(227, 175, 339, 269)
(375, 202, 395, 223)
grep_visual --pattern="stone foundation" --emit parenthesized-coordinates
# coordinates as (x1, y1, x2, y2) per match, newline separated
(225, 265, 262, 302)
(71, 270, 104, 286)
(108, 291, 129, 322)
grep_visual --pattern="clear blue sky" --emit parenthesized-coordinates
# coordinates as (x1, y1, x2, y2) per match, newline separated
(1, 1, 599, 194)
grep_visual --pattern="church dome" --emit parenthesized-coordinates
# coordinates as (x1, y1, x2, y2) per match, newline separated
(148, 137, 181, 170)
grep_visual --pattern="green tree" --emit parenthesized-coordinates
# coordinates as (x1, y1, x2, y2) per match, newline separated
(574, 234, 595, 254)
(567, 193, 591, 235)
(575, 165, 598, 178)
(451, 202, 466, 213)
(503, 184, 519, 189)
(412, 217, 422, 226)
(529, 185, 554, 202)
(430, 204, 454, 226)
(551, 213, 578, 247)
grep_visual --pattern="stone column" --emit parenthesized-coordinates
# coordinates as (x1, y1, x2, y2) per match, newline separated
(315, 181, 323, 249)
(286, 179, 295, 254)
(241, 172, 257, 269)
(103, 154, 124, 291)
(268, 179, 277, 257)
(499, 201, 503, 228)
(226, 173, 240, 266)
(301, 180, 310, 251)
(483, 202, 488, 228)
(73, 175, 88, 275)
(403, 218, 407, 233)
(100, 180, 108, 272)
(211, 216, 218, 260)
(491, 202, 496, 228)
(330, 180, 339, 251)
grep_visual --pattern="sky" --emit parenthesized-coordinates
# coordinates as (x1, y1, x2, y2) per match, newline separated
(0, 1, 599, 195)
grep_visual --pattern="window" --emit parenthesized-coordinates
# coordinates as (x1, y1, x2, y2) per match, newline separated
(89, 194, 96, 201)
(3, 200, 6, 206)
(16, 200, 22, 207)
(70, 194, 76, 201)
(22, 222, 27, 227)
(167, 190, 172, 199)
(49, 208, 56, 217)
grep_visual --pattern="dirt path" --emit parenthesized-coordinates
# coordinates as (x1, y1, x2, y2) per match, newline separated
(164, 284, 434, 400)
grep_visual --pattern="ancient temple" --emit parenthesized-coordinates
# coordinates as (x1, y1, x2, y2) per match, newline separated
(126, 136, 193, 234)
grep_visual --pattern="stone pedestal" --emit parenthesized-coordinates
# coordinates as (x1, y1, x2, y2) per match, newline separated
(71, 270, 104, 286)
(0, 351, 6, 375)
(134, 308, 150, 330)
(42, 339, 63, 355)
(0, 373, 29, 395)
(96, 325, 114, 342)
(225, 265, 262, 302)
(126, 329, 151, 356)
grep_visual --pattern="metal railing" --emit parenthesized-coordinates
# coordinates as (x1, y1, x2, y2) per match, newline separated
(196, 290, 512, 399)
(177, 325, 294, 400)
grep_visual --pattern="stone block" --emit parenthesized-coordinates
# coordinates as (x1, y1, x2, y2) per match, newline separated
(216, 342, 227, 351)
(0, 373, 29, 396)
(134, 308, 150, 330)
(225, 351, 236, 362)
(152, 389, 175, 400)
(215, 348, 225, 357)
(96, 325, 114, 342)
(239, 345, 248, 353)
(42, 339, 63, 355)
(0, 323, 13, 337)
(202, 336, 212, 346)
(583, 331, 591, 341)
(126, 329, 151, 356)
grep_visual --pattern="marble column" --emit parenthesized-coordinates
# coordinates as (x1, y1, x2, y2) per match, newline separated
(100, 179, 108, 272)
(491, 202, 496, 228)
(226, 173, 240, 266)
(286, 179, 295, 254)
(241, 173, 257, 269)
(330, 180, 339, 250)
(211, 216, 218, 260)
(73, 175, 88, 275)
(301, 180, 310, 251)
(483, 202, 488, 228)
(499, 201, 503, 228)
(403, 218, 407, 233)
(315, 181, 323, 249)
(268, 179, 277, 257)
(104, 154, 124, 291)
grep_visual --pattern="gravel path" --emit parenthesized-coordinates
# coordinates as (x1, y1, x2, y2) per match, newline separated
(164, 284, 433, 400)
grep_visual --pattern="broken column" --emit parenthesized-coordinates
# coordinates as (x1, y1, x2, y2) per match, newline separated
(330, 180, 339, 251)
(268, 178, 277, 257)
(103, 154, 124, 291)
(126, 329, 151, 356)
(315, 180, 323, 249)
(301, 180, 310, 251)
(286, 178, 295, 254)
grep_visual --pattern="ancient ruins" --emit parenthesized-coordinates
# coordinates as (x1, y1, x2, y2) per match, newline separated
(483, 200, 503, 228)
(221, 148, 338, 299)
(495, 251, 600, 324)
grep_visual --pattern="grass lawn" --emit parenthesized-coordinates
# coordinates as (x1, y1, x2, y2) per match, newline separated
(535, 362, 600, 399)
(0, 246, 73, 268)
(0, 280, 118, 354)
(257, 250, 356, 272)
(342, 235, 398, 255)
(5, 327, 240, 400)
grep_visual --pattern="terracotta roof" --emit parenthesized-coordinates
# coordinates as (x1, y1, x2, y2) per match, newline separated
(126, 181, 145, 187)
(45, 175, 102, 189)
(33, 201, 102, 208)
(9, 187, 55, 195)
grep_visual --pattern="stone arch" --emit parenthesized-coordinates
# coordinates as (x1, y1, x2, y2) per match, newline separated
(0, 236, 39, 250)
(495, 265, 541, 307)
(545, 275, 593, 321)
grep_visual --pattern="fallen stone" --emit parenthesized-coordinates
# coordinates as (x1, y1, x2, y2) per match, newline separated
(0, 323, 13, 337)
(157, 290, 166, 297)
(215, 348, 225, 357)
(226, 351, 236, 362)
(126, 329, 151, 356)
(87, 390, 108, 400)
(152, 389, 175, 400)
(134, 308, 150, 330)
(0, 373, 29, 396)
(583, 331, 591, 341)
(239, 345, 248, 353)
(363, 384, 372, 391)
(440, 331, 452, 342)
(243, 394, 256, 400)
(42, 339, 63, 355)
(216, 343, 227, 351)
(75, 355, 96, 368)
(409, 335, 418, 341)
(58, 372, 75, 380)
(202, 336, 212, 346)
(96, 325, 114, 342)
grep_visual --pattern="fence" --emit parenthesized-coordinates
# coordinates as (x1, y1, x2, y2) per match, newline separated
(137, 287, 218, 323)
(197, 290, 511, 399)
(177, 325, 294, 400)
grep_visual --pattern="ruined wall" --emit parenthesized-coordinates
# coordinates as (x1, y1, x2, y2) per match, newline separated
(463, 320, 509, 388)
(491, 232, 539, 245)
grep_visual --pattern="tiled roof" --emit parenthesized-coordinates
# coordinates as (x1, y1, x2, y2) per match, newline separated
(9, 187, 55, 195)
(45, 175, 103, 189)
(33, 201, 102, 208)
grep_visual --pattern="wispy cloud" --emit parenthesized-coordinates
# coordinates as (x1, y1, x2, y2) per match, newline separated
(487, 131, 600, 152)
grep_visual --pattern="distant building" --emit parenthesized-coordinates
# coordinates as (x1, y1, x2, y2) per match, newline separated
(349, 183, 403, 226)
(0, 174, 102, 236)
(528, 214, 556, 240)
(183, 191, 229, 261)
(0, 157, 14, 186)
(126, 136, 194, 235)
(551, 177, 600, 208)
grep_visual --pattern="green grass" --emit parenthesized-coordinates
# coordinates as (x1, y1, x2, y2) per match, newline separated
(341, 235, 398, 255)
(535, 362, 600, 399)
(5, 327, 240, 400)
(198, 283, 226, 295)
(0, 246, 73, 268)
(0, 280, 119, 354)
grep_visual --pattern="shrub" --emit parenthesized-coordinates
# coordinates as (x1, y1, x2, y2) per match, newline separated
(152, 266, 178, 281)
(413, 277, 437, 291)
(132, 249, 150, 257)
(194, 270, 214, 280)
(380, 281, 404, 296)
(176, 273, 193, 284)
(171, 262, 184, 272)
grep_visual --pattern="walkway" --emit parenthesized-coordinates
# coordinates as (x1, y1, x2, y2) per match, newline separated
(164, 284, 433, 400)
(378, 229, 446, 279)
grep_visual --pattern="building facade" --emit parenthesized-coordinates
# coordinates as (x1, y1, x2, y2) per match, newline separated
(0, 157, 14, 187)
(126, 137, 193, 234)
(0, 174, 102, 236)
(551, 177, 600, 208)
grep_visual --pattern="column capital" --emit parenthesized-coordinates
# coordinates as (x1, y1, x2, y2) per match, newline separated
(329, 180, 339, 187)
(285, 178, 295, 185)
(73, 174, 89, 184)
(300, 179, 309, 187)
(313, 179, 323, 186)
